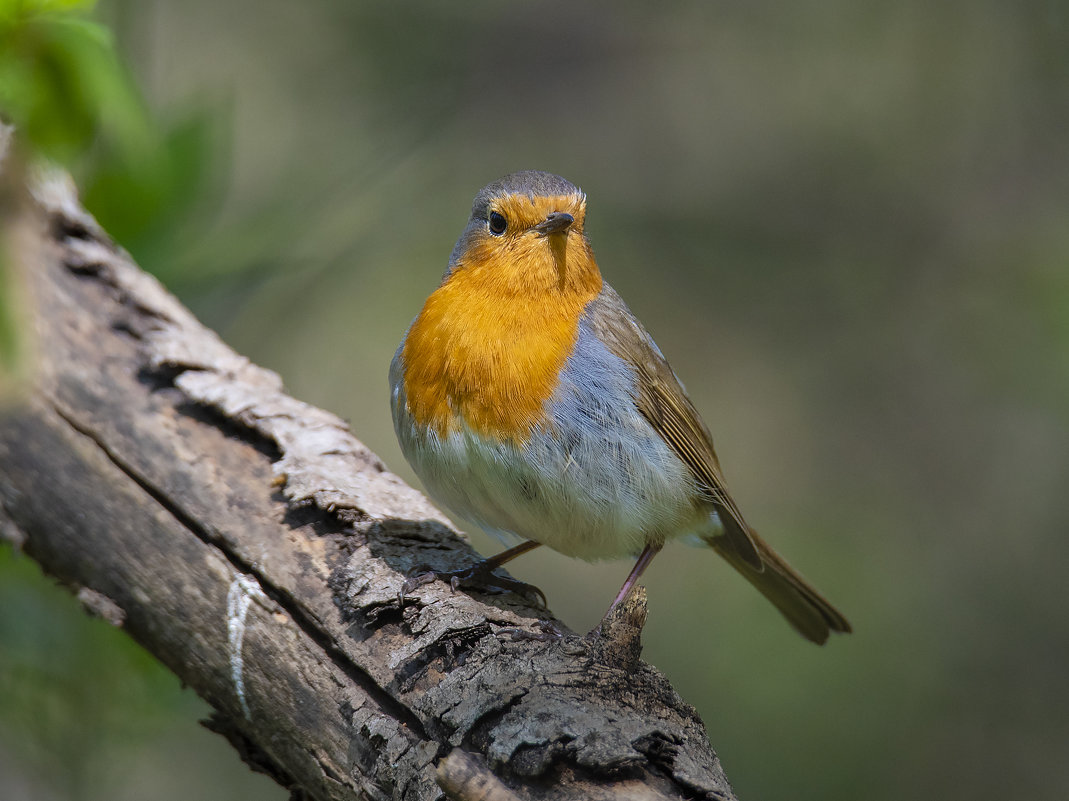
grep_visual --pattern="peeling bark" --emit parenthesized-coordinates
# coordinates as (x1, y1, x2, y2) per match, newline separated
(0, 156, 739, 800)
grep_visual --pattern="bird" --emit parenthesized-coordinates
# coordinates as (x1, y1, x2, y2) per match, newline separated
(389, 170, 851, 644)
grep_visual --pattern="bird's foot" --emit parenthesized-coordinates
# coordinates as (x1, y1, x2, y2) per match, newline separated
(400, 561, 547, 607)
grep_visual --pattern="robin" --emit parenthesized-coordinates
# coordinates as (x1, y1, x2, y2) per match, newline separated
(390, 171, 850, 644)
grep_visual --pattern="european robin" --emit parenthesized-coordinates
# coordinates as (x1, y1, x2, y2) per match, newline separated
(390, 171, 851, 644)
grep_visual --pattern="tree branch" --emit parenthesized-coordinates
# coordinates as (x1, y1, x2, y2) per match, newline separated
(0, 156, 738, 800)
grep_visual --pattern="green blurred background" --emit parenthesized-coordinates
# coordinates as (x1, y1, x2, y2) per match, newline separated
(3, 1, 1069, 799)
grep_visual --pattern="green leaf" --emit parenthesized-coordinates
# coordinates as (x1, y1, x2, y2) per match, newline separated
(0, 3, 147, 163)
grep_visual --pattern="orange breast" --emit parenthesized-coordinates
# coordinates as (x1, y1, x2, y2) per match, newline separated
(402, 238, 602, 443)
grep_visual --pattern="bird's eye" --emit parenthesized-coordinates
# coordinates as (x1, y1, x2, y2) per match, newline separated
(488, 211, 507, 235)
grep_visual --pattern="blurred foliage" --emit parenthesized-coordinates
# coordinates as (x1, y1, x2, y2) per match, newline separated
(0, 0, 139, 163)
(2, 1, 1069, 800)
(0, 0, 219, 264)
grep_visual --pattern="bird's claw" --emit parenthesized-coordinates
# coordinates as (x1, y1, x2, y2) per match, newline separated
(399, 571, 438, 597)
(401, 561, 547, 607)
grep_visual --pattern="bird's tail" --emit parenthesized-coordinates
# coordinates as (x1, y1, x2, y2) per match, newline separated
(707, 527, 851, 645)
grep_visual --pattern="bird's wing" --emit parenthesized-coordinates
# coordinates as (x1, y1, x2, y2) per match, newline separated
(584, 285, 762, 569)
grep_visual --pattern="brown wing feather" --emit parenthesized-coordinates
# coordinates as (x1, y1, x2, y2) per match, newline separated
(584, 285, 851, 643)
(586, 286, 762, 569)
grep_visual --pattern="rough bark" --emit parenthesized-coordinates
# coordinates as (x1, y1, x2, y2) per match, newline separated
(0, 156, 738, 800)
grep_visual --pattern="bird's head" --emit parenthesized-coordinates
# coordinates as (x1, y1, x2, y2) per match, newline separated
(446, 171, 600, 296)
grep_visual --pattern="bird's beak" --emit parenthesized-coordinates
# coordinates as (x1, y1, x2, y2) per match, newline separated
(534, 212, 574, 235)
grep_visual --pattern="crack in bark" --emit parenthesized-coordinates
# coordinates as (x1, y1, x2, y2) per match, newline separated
(48, 398, 432, 745)
(394, 623, 494, 694)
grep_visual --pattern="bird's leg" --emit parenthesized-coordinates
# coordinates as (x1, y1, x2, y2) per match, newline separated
(478, 540, 543, 571)
(598, 542, 662, 624)
(401, 540, 546, 605)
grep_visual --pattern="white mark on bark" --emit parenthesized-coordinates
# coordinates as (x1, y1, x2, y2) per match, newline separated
(227, 573, 267, 720)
